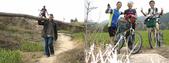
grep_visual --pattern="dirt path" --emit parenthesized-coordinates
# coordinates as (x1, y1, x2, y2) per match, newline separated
(37, 33, 76, 63)
(130, 47, 169, 63)
(119, 47, 169, 63)
(130, 54, 169, 63)
(36, 33, 169, 63)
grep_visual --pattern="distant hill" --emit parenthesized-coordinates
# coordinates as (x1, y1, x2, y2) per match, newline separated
(160, 12, 169, 22)
(137, 16, 146, 22)
(160, 12, 169, 29)
(137, 12, 169, 30)
(136, 12, 168, 23)
(137, 12, 169, 23)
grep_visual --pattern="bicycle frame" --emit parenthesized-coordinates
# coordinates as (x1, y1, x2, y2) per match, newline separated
(114, 16, 143, 54)
(146, 16, 161, 48)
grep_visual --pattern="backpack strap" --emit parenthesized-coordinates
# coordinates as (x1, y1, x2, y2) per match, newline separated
(155, 8, 158, 13)
(148, 8, 158, 15)
(148, 8, 151, 15)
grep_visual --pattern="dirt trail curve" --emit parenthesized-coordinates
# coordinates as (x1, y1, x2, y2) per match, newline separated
(118, 47, 169, 63)
(36, 33, 169, 63)
(37, 33, 76, 63)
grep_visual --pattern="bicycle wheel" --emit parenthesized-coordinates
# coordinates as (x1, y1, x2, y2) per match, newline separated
(148, 31, 156, 48)
(128, 32, 143, 54)
(156, 32, 163, 47)
(114, 33, 125, 50)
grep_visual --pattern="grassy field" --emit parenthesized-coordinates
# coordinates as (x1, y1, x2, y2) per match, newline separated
(20, 41, 43, 52)
(139, 30, 169, 48)
(0, 49, 22, 63)
(0, 17, 44, 63)
(59, 30, 169, 63)
(72, 30, 169, 48)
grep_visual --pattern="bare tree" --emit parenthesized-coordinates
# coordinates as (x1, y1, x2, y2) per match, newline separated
(84, 0, 97, 49)
(84, 0, 97, 63)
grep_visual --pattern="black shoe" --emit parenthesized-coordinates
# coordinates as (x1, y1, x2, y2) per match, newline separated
(51, 53, 54, 56)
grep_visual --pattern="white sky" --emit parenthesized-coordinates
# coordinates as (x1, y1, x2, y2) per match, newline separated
(0, 0, 168, 23)
(0, 0, 84, 22)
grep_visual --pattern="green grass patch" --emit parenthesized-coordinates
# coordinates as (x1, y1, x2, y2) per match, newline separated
(139, 30, 169, 48)
(0, 49, 22, 63)
(72, 32, 84, 42)
(162, 30, 169, 45)
(20, 41, 43, 52)
(72, 30, 169, 48)
(72, 32, 110, 44)
(138, 31, 149, 48)
(88, 33, 109, 44)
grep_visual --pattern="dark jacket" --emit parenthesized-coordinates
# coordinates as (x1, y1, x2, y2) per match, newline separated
(38, 19, 58, 41)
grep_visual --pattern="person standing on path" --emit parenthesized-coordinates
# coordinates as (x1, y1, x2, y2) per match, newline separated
(38, 14, 58, 57)
(105, 1, 123, 46)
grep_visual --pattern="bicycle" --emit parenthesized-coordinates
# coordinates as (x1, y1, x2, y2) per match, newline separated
(114, 17, 143, 54)
(145, 15, 164, 48)
(156, 30, 163, 47)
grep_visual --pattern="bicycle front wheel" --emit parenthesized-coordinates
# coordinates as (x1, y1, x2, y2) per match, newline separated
(128, 31, 143, 54)
(114, 33, 125, 51)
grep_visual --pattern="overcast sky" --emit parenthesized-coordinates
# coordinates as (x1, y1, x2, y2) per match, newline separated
(0, 0, 168, 22)
(0, 0, 84, 22)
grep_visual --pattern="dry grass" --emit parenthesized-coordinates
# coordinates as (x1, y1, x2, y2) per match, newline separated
(0, 16, 44, 62)
(21, 52, 43, 63)
(56, 44, 85, 63)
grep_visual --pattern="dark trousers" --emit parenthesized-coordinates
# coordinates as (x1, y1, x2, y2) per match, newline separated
(41, 13, 46, 18)
(44, 37, 54, 57)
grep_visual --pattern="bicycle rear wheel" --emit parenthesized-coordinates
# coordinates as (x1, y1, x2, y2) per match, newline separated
(128, 32, 142, 54)
(156, 32, 164, 47)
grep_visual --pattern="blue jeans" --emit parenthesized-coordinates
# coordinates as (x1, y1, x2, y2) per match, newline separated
(44, 37, 54, 57)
